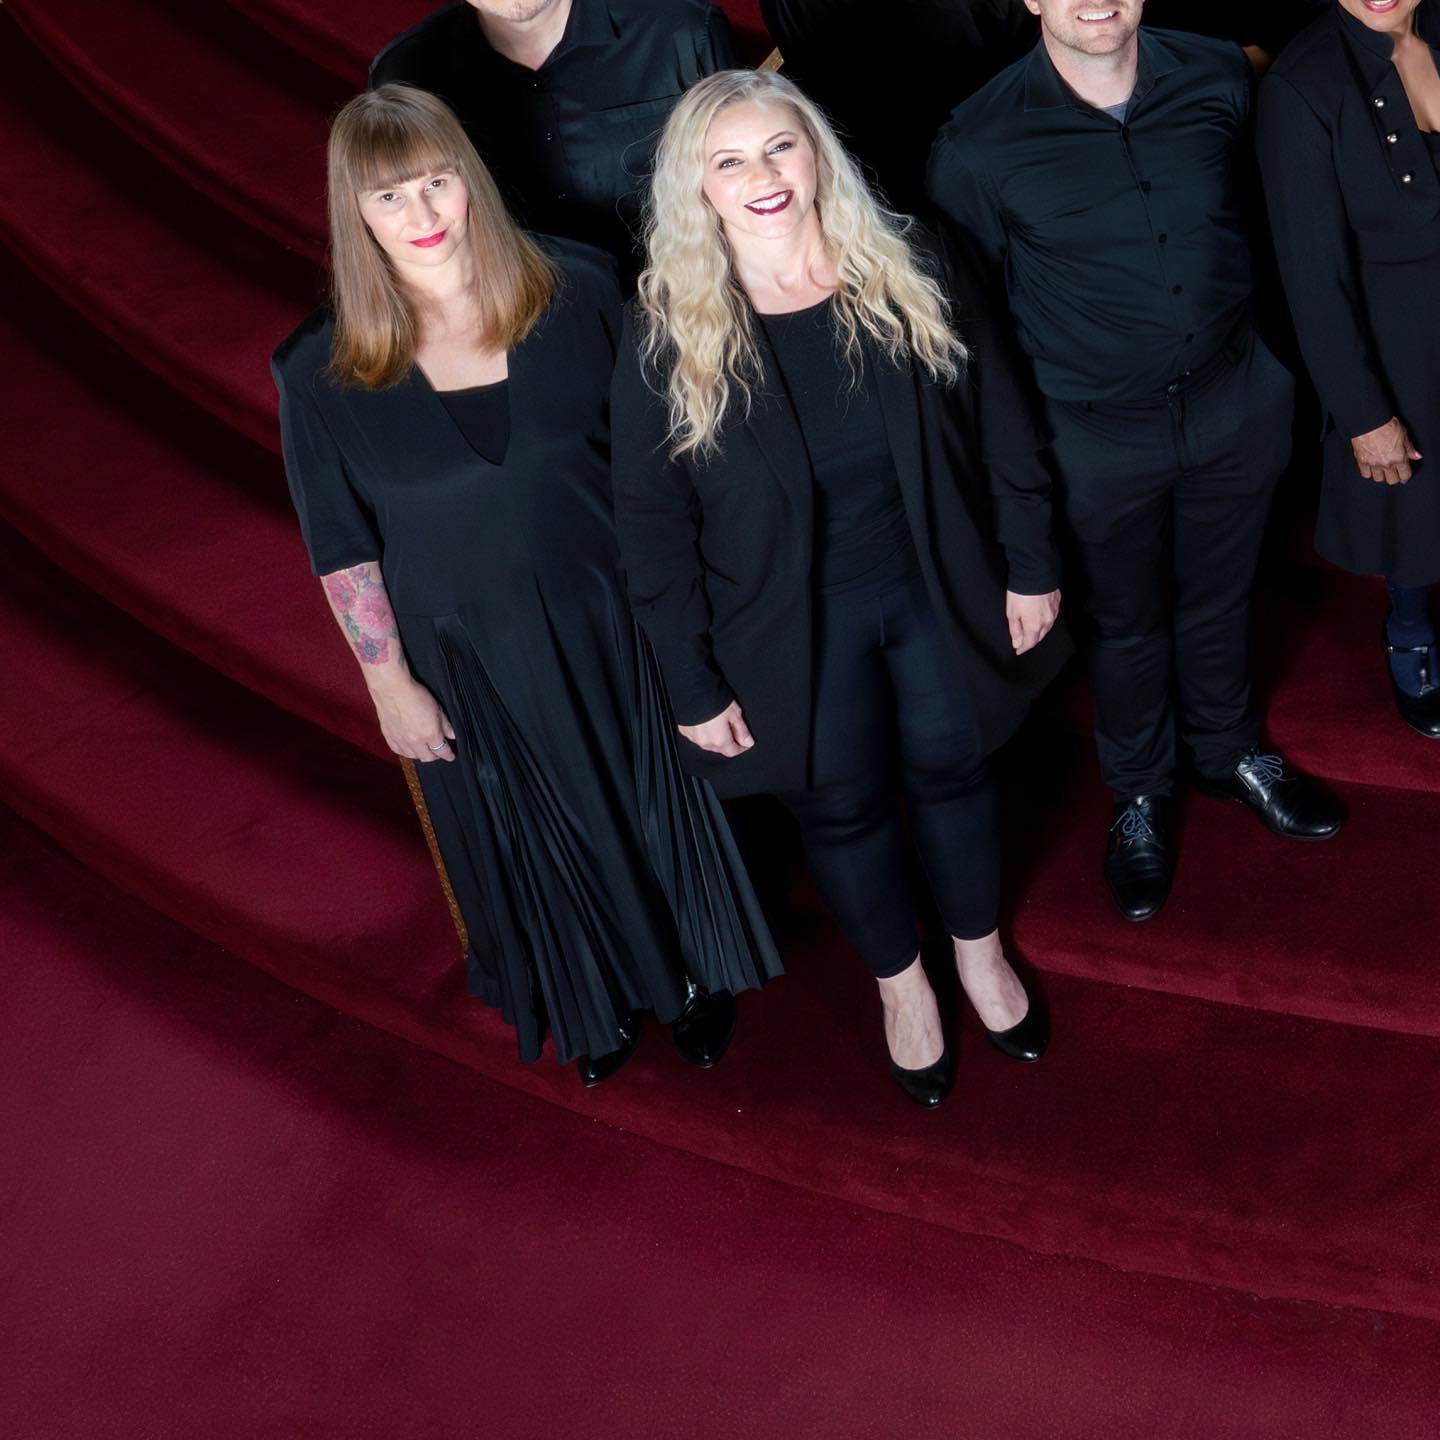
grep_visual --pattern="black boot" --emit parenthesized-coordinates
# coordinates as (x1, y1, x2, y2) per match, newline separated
(1193, 750, 1343, 840)
(1104, 795, 1174, 922)
(671, 988, 737, 1068)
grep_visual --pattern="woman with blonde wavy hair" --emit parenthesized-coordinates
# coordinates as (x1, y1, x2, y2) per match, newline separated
(273, 84, 779, 1085)
(612, 68, 1072, 1106)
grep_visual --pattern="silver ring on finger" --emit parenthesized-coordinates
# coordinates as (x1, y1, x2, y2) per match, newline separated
(428, 741, 449, 752)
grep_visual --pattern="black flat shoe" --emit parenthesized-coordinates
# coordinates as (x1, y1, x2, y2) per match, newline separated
(888, 1047, 954, 1108)
(1194, 750, 1343, 841)
(671, 987, 737, 1069)
(1384, 630, 1440, 739)
(985, 994, 1049, 1063)
(1103, 795, 1174, 922)
(577, 1013, 642, 1088)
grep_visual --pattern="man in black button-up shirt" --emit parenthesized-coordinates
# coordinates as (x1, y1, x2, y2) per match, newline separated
(929, 1, 1342, 922)
(370, 0, 742, 277)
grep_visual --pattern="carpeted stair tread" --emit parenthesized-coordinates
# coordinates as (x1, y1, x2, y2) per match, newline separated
(0, 18, 314, 449)
(1006, 759, 1440, 1039)
(0, 526, 464, 1028)
(6, 806, 1440, 1440)
(231, 0, 775, 83)
(0, 261, 380, 759)
(6, 0, 348, 261)
(7, 531, 1440, 1321)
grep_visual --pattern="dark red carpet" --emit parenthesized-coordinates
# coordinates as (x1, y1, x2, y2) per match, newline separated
(2, 1, 1439, 1433)
(6, 811, 1440, 1440)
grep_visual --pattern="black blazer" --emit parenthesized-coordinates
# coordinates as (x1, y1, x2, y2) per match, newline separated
(610, 235, 1073, 800)
(1257, 2, 1440, 440)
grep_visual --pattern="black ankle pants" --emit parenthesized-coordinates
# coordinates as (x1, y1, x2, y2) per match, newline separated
(778, 571, 1001, 978)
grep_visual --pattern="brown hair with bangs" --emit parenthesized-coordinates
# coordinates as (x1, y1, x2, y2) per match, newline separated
(326, 84, 557, 389)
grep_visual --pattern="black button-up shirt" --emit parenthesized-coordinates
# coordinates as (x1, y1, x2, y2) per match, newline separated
(927, 29, 1257, 404)
(370, 0, 741, 272)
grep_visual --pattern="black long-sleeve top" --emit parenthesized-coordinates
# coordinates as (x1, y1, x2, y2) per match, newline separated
(1256, 2, 1440, 440)
(927, 28, 1256, 404)
(370, 0, 741, 273)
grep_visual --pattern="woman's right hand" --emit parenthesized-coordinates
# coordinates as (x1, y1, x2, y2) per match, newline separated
(1352, 417, 1422, 486)
(369, 675, 458, 762)
(678, 700, 754, 758)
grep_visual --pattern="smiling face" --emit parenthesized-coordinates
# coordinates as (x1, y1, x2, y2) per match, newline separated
(699, 99, 819, 246)
(1337, 0, 1423, 35)
(1023, 0, 1144, 56)
(357, 169, 469, 273)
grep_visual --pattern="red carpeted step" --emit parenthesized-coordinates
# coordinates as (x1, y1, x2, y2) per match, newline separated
(7, 527, 1440, 1321)
(6, 807, 1438, 1440)
(232, 0, 775, 83)
(0, 257, 380, 759)
(1006, 756, 1440, 1038)
(6, 0, 347, 261)
(0, 16, 311, 450)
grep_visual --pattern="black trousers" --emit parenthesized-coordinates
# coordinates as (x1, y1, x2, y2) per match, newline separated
(778, 570, 1000, 979)
(1045, 331, 1295, 799)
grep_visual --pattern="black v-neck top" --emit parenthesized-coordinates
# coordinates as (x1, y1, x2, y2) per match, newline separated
(757, 299, 917, 596)
(436, 378, 511, 466)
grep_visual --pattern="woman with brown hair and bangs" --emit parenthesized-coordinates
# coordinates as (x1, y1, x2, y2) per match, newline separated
(272, 83, 779, 1085)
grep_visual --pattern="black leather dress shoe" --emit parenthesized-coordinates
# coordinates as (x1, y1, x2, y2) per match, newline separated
(985, 993, 1049, 1064)
(1194, 750, 1343, 841)
(671, 988, 737, 1069)
(888, 1047, 954, 1108)
(1385, 632, 1440, 739)
(1103, 795, 1174, 923)
(577, 1013, 642, 1088)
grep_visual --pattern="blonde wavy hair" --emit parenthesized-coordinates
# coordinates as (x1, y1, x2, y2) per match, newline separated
(638, 68, 966, 460)
(326, 84, 557, 389)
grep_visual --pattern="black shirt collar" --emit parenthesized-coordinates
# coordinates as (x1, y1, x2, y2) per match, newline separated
(1023, 27, 1184, 114)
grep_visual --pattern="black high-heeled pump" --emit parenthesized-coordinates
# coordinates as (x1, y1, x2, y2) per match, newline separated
(888, 1046, 954, 1107)
(983, 993, 1049, 1064)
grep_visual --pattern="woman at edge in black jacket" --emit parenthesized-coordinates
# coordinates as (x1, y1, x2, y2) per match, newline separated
(611, 69, 1072, 1106)
(1258, 0, 1440, 736)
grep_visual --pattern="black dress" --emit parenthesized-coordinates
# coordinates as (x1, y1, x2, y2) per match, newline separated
(1258, 4, 1440, 586)
(272, 242, 780, 1065)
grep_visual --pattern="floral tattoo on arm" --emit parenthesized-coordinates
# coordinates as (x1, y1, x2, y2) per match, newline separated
(324, 563, 398, 665)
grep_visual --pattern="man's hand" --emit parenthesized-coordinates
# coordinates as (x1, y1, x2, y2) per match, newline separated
(1006, 589, 1061, 656)
(1352, 417, 1422, 486)
(678, 700, 754, 757)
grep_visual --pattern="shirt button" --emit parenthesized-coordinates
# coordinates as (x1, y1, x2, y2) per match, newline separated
(1172, 284, 1183, 295)
(544, 131, 554, 141)
(1401, 171, 1415, 184)
(557, 191, 568, 200)
(1387, 131, 1400, 144)
(1140, 180, 1152, 193)
(1158, 232, 1168, 244)
(1374, 96, 1386, 109)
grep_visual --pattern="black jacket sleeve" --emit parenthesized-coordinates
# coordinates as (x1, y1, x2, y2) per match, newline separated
(925, 213, 1062, 595)
(1256, 73, 1395, 439)
(610, 308, 736, 726)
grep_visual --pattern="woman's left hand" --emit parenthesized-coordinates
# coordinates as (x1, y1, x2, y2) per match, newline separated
(1006, 589, 1061, 656)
